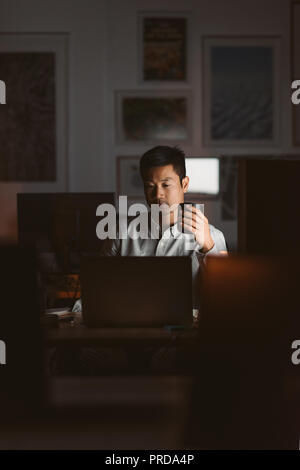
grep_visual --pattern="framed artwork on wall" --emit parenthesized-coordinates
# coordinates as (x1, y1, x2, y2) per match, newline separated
(202, 36, 281, 148)
(291, 1, 300, 146)
(138, 11, 191, 84)
(0, 33, 68, 191)
(117, 156, 145, 199)
(115, 90, 192, 145)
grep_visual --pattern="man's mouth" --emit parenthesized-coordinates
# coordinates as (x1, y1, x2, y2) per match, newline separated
(157, 201, 168, 206)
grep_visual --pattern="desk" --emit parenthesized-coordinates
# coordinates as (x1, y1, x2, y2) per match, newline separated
(46, 324, 199, 346)
(45, 323, 200, 375)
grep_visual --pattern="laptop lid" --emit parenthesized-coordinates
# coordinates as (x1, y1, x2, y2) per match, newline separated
(80, 256, 193, 327)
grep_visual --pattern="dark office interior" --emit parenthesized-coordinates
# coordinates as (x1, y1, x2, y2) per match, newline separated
(0, 0, 300, 452)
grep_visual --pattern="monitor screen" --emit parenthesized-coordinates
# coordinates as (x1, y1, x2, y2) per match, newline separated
(185, 158, 219, 195)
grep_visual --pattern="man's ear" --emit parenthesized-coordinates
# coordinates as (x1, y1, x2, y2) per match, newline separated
(182, 176, 189, 193)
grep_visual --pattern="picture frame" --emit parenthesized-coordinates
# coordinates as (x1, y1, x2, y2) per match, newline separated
(117, 156, 145, 200)
(202, 36, 281, 148)
(0, 33, 68, 190)
(138, 11, 191, 84)
(115, 90, 192, 145)
(291, 1, 300, 146)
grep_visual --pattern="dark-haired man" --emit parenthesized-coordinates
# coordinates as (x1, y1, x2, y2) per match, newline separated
(100, 145, 227, 307)
(70, 146, 227, 374)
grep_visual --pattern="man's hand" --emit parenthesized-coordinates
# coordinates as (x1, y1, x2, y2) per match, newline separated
(180, 205, 215, 253)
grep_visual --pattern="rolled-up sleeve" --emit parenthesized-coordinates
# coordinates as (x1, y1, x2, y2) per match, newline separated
(195, 226, 228, 266)
(205, 227, 227, 255)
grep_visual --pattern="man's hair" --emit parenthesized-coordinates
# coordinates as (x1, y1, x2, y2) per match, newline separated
(139, 146, 186, 184)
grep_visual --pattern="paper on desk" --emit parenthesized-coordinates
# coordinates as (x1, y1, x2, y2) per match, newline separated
(45, 308, 72, 317)
(192, 309, 199, 320)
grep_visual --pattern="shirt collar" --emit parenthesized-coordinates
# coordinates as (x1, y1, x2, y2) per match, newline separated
(148, 213, 181, 239)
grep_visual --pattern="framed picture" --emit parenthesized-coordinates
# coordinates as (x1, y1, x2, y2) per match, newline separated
(117, 156, 145, 199)
(0, 34, 68, 190)
(291, 1, 300, 146)
(138, 12, 190, 83)
(203, 37, 281, 148)
(115, 90, 192, 144)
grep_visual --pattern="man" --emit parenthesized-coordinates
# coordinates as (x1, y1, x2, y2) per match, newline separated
(100, 145, 227, 307)
(70, 146, 227, 374)
(73, 146, 227, 313)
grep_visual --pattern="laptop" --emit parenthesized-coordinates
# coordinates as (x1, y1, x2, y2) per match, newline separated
(80, 256, 193, 327)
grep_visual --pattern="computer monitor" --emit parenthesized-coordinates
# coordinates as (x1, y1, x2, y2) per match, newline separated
(17, 192, 115, 272)
(185, 157, 219, 198)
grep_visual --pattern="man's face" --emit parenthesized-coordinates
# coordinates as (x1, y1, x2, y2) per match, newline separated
(142, 164, 189, 223)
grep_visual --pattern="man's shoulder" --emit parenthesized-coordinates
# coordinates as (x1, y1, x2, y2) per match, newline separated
(209, 223, 224, 235)
(208, 224, 227, 251)
(208, 223, 227, 244)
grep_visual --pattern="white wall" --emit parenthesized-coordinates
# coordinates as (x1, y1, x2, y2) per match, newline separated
(0, 0, 108, 239)
(0, 0, 294, 249)
(0, 0, 108, 193)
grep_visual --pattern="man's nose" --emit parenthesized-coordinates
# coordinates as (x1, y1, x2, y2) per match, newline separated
(154, 186, 165, 202)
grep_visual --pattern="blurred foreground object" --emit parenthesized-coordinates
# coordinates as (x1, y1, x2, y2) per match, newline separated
(185, 254, 300, 450)
(0, 246, 45, 420)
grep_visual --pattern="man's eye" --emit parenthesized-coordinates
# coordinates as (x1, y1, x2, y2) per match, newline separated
(162, 184, 170, 188)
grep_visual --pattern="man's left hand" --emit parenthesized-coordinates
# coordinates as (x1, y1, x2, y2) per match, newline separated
(180, 205, 215, 253)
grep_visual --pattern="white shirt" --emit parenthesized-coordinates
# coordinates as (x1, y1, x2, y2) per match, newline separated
(101, 216, 226, 256)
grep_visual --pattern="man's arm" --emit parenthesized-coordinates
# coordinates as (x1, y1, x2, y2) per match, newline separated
(194, 226, 228, 266)
(200, 226, 227, 255)
(181, 205, 228, 255)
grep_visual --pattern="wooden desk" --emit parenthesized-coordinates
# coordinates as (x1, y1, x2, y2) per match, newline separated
(46, 323, 199, 347)
(45, 323, 200, 375)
